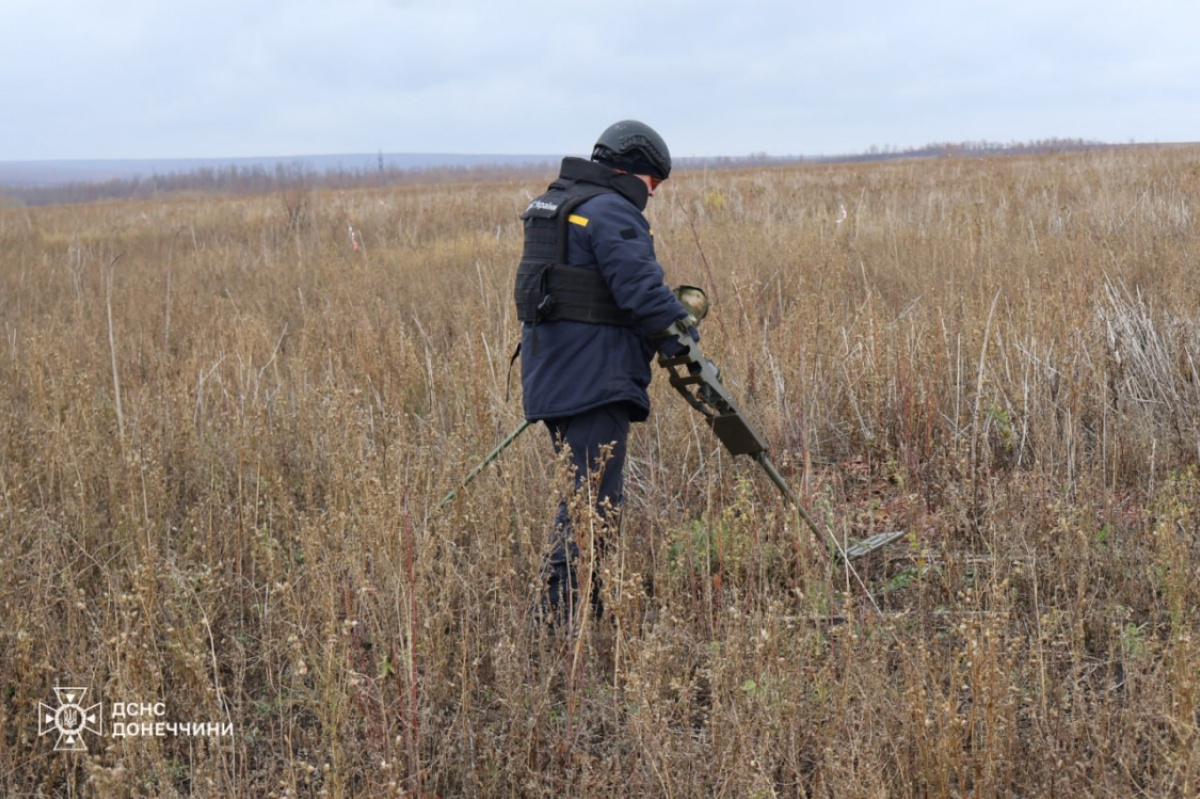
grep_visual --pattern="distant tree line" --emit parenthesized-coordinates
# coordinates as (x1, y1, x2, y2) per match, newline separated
(0, 161, 560, 207)
(823, 137, 1117, 164)
(1, 139, 1123, 207)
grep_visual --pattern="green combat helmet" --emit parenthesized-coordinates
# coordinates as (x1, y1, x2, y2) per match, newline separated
(592, 120, 672, 181)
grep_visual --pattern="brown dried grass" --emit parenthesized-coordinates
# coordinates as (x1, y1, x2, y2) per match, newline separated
(2, 146, 1199, 797)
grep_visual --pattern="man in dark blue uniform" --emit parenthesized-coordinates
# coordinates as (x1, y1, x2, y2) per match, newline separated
(515, 120, 692, 622)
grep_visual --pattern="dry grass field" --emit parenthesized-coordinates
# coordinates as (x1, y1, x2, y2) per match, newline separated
(2, 145, 1200, 797)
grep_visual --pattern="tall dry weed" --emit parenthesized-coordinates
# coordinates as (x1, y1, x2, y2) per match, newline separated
(2, 147, 1199, 797)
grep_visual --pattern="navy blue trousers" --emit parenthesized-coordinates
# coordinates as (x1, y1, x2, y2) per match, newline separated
(542, 402, 632, 617)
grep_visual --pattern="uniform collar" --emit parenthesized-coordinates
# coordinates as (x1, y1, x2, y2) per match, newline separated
(557, 157, 649, 211)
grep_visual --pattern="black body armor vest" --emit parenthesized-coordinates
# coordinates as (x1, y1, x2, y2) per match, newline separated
(514, 159, 648, 327)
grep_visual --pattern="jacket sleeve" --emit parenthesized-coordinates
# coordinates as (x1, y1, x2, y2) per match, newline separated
(573, 194, 689, 342)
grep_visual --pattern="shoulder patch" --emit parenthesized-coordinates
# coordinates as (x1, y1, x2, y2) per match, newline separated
(620, 228, 638, 240)
(568, 214, 589, 227)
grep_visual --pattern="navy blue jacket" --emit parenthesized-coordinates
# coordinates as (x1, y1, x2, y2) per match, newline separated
(520, 159, 689, 423)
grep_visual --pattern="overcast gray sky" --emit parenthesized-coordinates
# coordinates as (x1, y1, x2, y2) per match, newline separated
(2, 0, 1197, 162)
